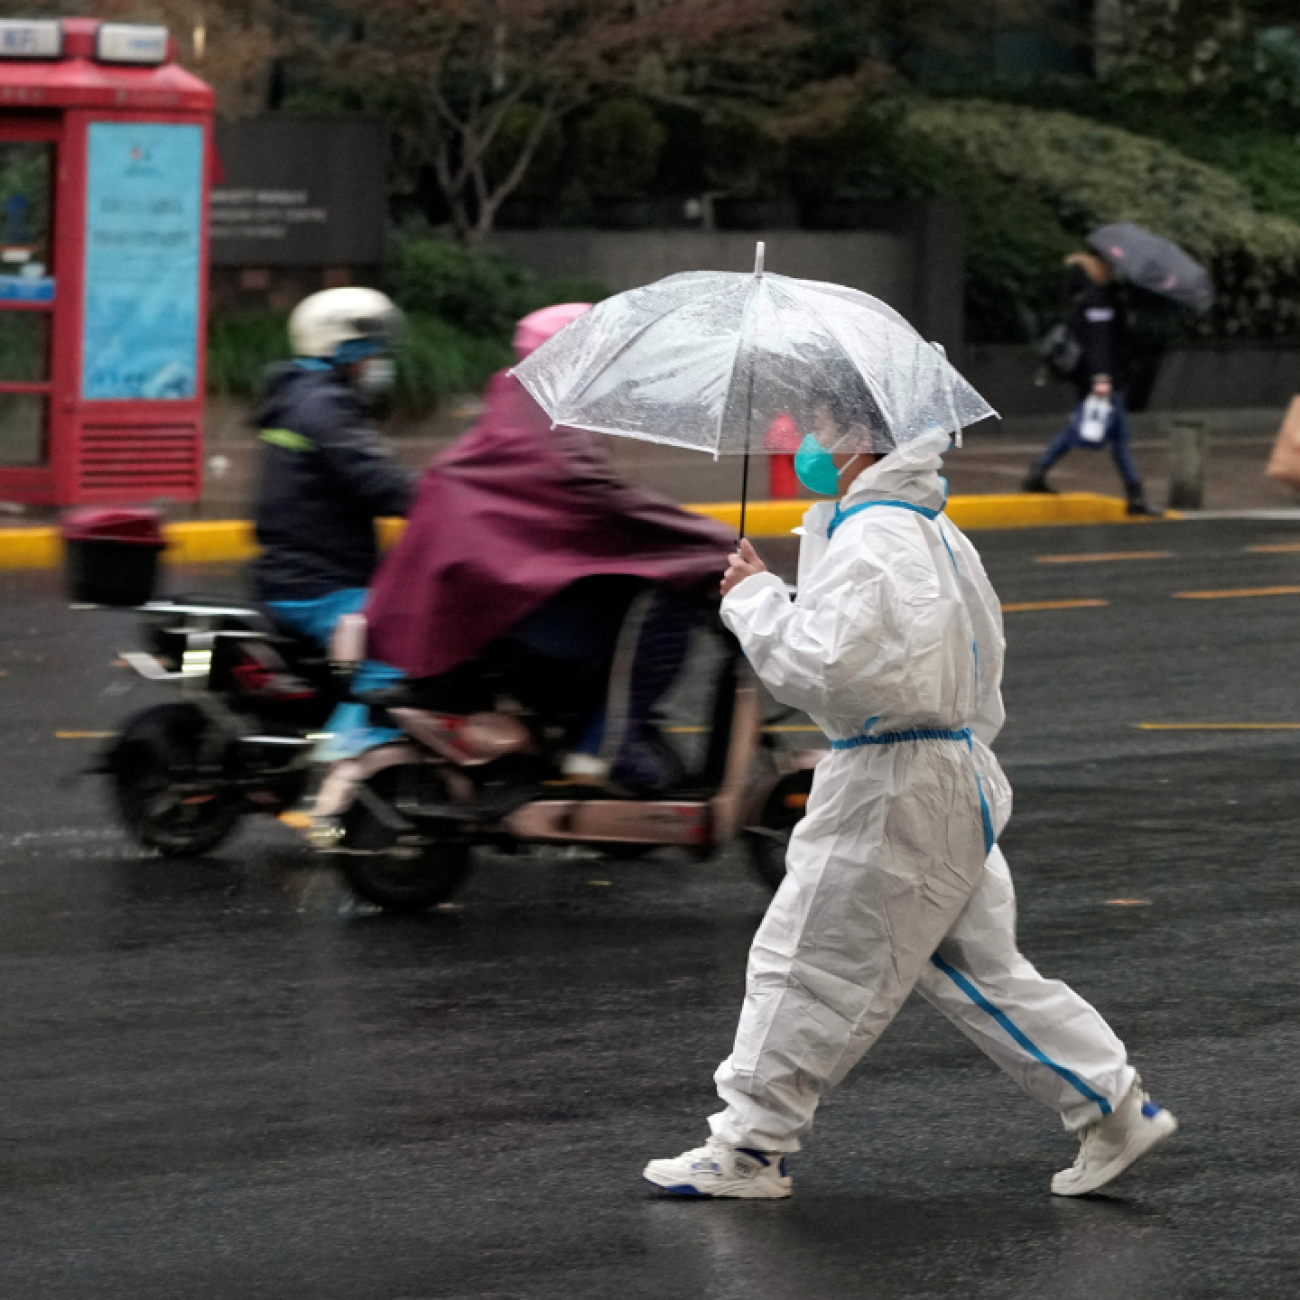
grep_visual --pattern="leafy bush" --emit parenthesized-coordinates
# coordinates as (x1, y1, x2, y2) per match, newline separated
(789, 98, 1075, 341)
(385, 234, 609, 339)
(207, 313, 293, 399)
(207, 240, 608, 413)
(902, 99, 1300, 339)
(386, 236, 541, 337)
(207, 311, 513, 413)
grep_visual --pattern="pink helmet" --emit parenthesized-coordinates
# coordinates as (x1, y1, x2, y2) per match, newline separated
(513, 302, 592, 361)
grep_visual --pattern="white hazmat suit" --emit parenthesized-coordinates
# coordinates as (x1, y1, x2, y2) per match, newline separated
(711, 429, 1135, 1153)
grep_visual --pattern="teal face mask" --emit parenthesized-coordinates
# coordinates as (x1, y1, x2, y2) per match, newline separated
(795, 433, 843, 495)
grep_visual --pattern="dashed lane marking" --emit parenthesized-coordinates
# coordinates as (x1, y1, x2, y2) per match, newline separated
(55, 731, 115, 739)
(1246, 543, 1300, 553)
(1001, 599, 1109, 612)
(1174, 585, 1300, 600)
(1106, 899, 1152, 906)
(1133, 722, 1300, 733)
(1036, 550, 1173, 564)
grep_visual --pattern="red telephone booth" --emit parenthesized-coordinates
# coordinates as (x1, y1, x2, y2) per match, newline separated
(0, 18, 213, 506)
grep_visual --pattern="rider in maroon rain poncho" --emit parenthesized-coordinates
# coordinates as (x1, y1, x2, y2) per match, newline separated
(365, 304, 732, 791)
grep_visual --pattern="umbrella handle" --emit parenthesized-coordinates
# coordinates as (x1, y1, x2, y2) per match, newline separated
(738, 450, 750, 541)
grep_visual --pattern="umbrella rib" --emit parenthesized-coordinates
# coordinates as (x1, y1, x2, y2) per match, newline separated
(714, 276, 763, 458)
(556, 282, 739, 418)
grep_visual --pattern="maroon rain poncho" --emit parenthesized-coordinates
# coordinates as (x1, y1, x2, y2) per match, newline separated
(365, 370, 733, 679)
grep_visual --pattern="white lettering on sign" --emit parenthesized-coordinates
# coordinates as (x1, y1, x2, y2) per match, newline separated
(209, 187, 329, 242)
(96, 23, 169, 66)
(0, 20, 62, 59)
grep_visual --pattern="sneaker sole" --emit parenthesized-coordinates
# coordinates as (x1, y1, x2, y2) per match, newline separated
(642, 1170, 792, 1199)
(1051, 1111, 1179, 1197)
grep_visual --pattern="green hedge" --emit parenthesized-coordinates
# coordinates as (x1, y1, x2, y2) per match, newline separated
(385, 235, 608, 337)
(207, 311, 513, 414)
(207, 237, 609, 413)
(902, 99, 1300, 340)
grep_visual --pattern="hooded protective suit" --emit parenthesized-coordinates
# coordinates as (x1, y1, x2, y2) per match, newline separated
(711, 429, 1135, 1153)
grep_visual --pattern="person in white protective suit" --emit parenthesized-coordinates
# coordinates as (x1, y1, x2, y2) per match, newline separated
(644, 417, 1178, 1200)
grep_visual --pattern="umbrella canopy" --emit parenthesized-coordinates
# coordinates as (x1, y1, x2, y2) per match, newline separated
(1086, 223, 1214, 313)
(512, 252, 995, 458)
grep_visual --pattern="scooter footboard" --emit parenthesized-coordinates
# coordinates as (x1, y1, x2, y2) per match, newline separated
(504, 799, 711, 847)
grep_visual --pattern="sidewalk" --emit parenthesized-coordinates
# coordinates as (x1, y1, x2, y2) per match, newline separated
(1, 399, 1294, 531)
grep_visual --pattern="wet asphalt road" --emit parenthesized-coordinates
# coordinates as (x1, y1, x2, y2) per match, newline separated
(2, 517, 1300, 1299)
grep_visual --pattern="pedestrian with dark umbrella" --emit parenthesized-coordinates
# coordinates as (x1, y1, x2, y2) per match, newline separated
(1024, 251, 1160, 516)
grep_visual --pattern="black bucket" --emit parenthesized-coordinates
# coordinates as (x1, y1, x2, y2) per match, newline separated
(61, 508, 166, 607)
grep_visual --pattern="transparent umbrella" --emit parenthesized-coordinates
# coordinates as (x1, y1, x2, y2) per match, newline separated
(512, 245, 996, 533)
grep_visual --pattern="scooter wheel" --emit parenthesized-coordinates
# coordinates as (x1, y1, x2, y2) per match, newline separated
(338, 768, 474, 914)
(744, 768, 814, 891)
(110, 703, 242, 858)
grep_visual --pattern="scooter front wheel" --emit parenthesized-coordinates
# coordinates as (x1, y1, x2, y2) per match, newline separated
(337, 767, 474, 914)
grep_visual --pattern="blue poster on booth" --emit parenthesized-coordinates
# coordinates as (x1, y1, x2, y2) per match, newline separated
(82, 123, 203, 400)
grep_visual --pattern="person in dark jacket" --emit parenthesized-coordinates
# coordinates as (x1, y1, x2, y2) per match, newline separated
(251, 287, 416, 756)
(1024, 253, 1159, 516)
(252, 286, 415, 635)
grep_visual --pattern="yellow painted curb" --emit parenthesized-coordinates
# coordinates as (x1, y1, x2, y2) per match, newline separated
(0, 520, 261, 569)
(0, 527, 61, 568)
(686, 492, 1164, 535)
(163, 520, 259, 564)
(0, 492, 1172, 570)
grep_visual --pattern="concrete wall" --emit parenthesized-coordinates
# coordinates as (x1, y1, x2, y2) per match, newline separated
(492, 202, 966, 361)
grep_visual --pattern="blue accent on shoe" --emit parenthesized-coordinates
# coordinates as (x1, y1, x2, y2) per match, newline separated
(736, 1147, 771, 1167)
(929, 952, 1113, 1117)
(1141, 1100, 1161, 1119)
(779, 1157, 789, 1177)
(648, 1180, 707, 1197)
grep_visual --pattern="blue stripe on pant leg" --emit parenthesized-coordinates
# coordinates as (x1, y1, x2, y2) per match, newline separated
(928, 952, 1113, 1116)
(974, 775, 996, 854)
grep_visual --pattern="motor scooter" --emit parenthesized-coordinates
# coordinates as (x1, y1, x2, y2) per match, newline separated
(315, 599, 819, 913)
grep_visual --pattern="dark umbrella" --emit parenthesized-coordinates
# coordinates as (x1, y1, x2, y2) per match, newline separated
(1087, 223, 1214, 312)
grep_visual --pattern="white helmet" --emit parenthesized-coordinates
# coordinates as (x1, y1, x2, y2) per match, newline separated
(288, 287, 404, 363)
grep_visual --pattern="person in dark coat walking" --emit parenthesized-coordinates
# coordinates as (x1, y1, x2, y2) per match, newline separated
(1024, 253, 1159, 516)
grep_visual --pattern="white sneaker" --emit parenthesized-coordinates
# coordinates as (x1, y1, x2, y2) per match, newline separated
(643, 1137, 792, 1199)
(1052, 1079, 1178, 1197)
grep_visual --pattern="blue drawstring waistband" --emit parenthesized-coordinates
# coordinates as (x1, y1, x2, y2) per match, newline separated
(829, 726, 972, 751)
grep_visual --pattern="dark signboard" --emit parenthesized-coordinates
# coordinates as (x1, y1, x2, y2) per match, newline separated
(210, 117, 387, 266)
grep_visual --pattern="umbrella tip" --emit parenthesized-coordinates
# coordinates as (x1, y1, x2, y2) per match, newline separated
(754, 242, 765, 277)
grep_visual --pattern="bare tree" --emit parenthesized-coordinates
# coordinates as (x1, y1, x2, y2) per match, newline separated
(320, 0, 794, 245)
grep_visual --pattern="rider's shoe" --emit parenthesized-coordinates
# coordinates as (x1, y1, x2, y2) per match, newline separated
(643, 1137, 792, 1198)
(1023, 466, 1056, 494)
(1051, 1079, 1178, 1196)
